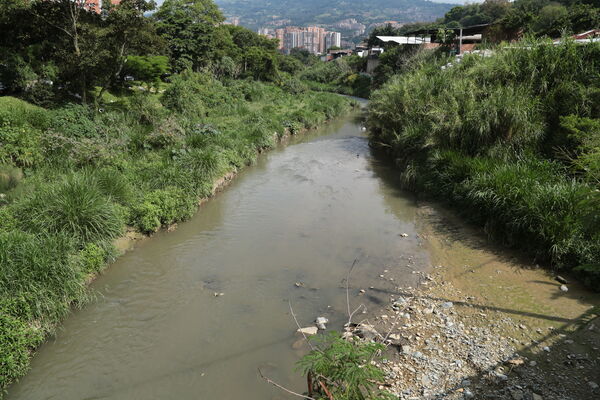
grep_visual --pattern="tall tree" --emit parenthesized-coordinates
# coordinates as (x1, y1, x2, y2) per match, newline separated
(154, 0, 225, 71)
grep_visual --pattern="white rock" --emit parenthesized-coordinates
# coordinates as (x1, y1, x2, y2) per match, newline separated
(441, 302, 453, 309)
(297, 326, 318, 336)
(560, 285, 568, 292)
(589, 381, 599, 390)
(316, 317, 328, 330)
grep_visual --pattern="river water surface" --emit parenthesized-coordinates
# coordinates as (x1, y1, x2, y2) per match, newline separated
(9, 109, 434, 400)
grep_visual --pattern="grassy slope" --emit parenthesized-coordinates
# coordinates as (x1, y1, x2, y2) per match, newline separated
(367, 38, 600, 290)
(0, 75, 354, 393)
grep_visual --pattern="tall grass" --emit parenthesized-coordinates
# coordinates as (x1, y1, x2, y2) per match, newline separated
(368, 38, 600, 289)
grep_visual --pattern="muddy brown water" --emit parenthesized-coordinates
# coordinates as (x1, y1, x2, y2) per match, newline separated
(8, 109, 434, 400)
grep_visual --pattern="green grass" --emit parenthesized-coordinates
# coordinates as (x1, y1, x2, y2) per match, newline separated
(0, 73, 353, 393)
(368, 38, 600, 290)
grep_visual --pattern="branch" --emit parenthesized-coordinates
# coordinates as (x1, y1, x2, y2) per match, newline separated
(346, 258, 359, 326)
(258, 368, 317, 400)
(289, 300, 317, 352)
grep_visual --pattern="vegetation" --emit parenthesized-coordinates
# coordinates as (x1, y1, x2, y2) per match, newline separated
(379, 0, 599, 40)
(214, 0, 453, 32)
(297, 333, 391, 400)
(368, 38, 600, 290)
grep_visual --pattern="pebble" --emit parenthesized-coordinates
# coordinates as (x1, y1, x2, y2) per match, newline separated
(560, 285, 568, 292)
(441, 302, 454, 309)
(542, 346, 550, 352)
(589, 381, 599, 390)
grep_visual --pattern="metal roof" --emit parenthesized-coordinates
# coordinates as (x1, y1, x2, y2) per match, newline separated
(376, 36, 432, 44)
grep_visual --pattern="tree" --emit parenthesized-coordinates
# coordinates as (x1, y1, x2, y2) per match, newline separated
(154, 0, 225, 72)
(122, 55, 169, 88)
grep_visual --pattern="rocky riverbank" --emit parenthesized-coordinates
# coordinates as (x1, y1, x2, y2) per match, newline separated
(349, 270, 599, 400)
(341, 204, 600, 400)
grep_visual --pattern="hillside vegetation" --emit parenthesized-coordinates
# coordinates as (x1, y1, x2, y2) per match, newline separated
(368, 38, 600, 290)
(215, 0, 454, 30)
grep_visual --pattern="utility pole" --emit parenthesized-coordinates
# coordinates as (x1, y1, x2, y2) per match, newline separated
(458, 28, 463, 55)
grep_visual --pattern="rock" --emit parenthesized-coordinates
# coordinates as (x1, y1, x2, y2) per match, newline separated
(542, 346, 550, 352)
(297, 326, 318, 336)
(529, 361, 537, 367)
(589, 381, 599, 390)
(359, 289, 366, 294)
(555, 275, 568, 284)
(560, 285, 568, 292)
(464, 389, 474, 399)
(461, 379, 471, 387)
(213, 292, 224, 297)
(493, 371, 508, 381)
(294, 282, 304, 287)
(441, 302, 454, 309)
(316, 317, 328, 330)
(400, 233, 409, 237)
(356, 324, 379, 341)
(532, 394, 543, 400)
(402, 345, 412, 355)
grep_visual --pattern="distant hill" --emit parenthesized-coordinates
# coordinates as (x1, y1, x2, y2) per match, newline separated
(215, 0, 455, 31)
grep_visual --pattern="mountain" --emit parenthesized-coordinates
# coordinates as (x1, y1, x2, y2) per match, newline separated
(215, 0, 456, 31)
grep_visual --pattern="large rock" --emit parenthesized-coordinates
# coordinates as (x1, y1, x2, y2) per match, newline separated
(297, 326, 318, 336)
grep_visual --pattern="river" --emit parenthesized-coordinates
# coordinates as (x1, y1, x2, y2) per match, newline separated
(8, 107, 440, 399)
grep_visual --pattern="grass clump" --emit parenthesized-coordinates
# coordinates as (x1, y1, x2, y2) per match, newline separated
(14, 173, 125, 246)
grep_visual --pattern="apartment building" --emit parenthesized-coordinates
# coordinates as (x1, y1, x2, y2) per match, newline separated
(272, 26, 341, 55)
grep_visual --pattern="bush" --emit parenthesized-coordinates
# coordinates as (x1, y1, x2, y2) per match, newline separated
(0, 96, 49, 129)
(0, 308, 43, 390)
(130, 187, 197, 233)
(14, 174, 125, 245)
(49, 104, 98, 139)
(0, 124, 43, 167)
(0, 165, 23, 193)
(297, 333, 390, 400)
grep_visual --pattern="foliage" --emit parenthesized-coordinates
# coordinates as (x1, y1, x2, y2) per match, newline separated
(123, 55, 170, 87)
(368, 39, 600, 289)
(14, 173, 125, 246)
(297, 333, 391, 400)
(130, 187, 197, 233)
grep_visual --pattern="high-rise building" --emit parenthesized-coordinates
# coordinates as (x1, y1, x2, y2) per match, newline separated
(324, 32, 342, 50)
(269, 26, 341, 55)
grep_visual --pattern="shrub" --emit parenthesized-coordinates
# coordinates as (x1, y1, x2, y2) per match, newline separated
(14, 174, 125, 245)
(297, 333, 390, 400)
(0, 308, 44, 390)
(130, 187, 197, 233)
(78, 242, 114, 274)
(49, 104, 98, 139)
(0, 165, 23, 193)
(0, 124, 43, 167)
(144, 116, 186, 149)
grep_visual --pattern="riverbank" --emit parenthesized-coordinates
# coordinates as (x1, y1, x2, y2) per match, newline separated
(352, 202, 600, 399)
(0, 77, 355, 393)
(367, 39, 600, 291)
